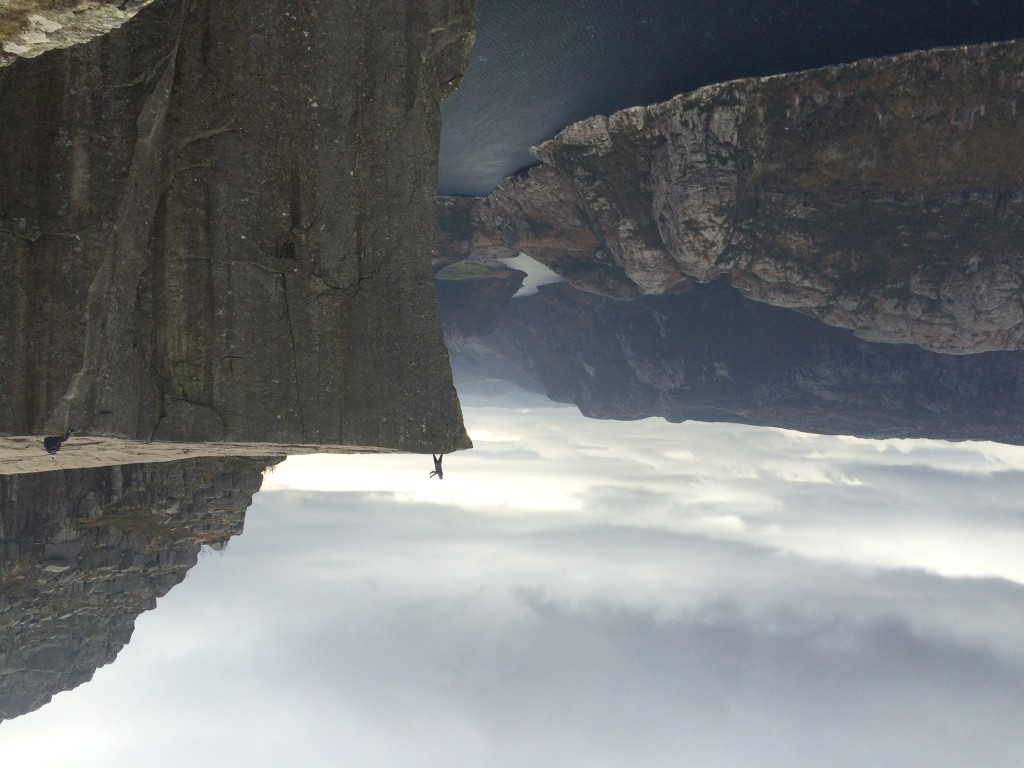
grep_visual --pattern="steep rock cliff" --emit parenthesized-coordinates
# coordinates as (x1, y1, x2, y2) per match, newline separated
(441, 40, 1024, 354)
(0, 456, 278, 722)
(0, 0, 474, 452)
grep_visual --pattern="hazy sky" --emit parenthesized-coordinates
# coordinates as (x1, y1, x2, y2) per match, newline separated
(1, 396, 1023, 766)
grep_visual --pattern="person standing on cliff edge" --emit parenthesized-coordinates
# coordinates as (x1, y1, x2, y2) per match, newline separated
(430, 454, 444, 479)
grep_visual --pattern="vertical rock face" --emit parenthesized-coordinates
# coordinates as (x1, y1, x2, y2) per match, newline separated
(0, 0, 474, 452)
(0, 456, 278, 722)
(441, 40, 1024, 355)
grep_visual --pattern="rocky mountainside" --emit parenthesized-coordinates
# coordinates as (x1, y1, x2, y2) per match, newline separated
(0, 456, 278, 722)
(0, 1, 156, 66)
(0, 0, 474, 452)
(440, 40, 1024, 355)
(445, 280, 1024, 444)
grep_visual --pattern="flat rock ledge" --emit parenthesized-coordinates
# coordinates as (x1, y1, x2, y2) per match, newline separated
(0, 435, 400, 475)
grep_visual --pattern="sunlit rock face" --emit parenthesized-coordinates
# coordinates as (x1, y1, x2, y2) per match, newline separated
(0, 456, 278, 722)
(445, 279, 1024, 444)
(0, 1, 156, 66)
(0, 0, 474, 452)
(441, 40, 1024, 354)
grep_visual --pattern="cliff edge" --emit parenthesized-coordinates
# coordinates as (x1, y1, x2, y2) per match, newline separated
(0, 0, 474, 452)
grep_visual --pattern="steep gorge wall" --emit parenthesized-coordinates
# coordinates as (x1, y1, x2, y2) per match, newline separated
(0, 0, 474, 452)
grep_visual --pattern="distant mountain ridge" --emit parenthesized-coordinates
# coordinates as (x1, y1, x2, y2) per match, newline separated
(440, 40, 1024, 356)
(444, 280, 1024, 445)
(438, 40, 1024, 443)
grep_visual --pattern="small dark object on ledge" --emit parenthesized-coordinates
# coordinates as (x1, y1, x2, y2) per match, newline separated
(43, 429, 75, 460)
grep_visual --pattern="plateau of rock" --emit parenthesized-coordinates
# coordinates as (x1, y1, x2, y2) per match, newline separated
(0, 456, 277, 722)
(440, 40, 1024, 355)
(1, 0, 474, 453)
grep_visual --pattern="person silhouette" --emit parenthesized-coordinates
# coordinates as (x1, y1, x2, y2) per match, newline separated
(43, 429, 74, 460)
(429, 453, 444, 479)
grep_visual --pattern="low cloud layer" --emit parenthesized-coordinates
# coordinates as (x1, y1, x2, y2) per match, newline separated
(2, 403, 1022, 766)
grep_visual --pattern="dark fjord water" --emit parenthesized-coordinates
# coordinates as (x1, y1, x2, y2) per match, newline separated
(440, 0, 1024, 195)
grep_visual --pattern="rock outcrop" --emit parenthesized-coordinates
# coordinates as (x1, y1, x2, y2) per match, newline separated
(0, 456, 278, 722)
(441, 40, 1024, 354)
(0, 0, 474, 452)
(444, 279, 1024, 444)
(1, 1, 156, 66)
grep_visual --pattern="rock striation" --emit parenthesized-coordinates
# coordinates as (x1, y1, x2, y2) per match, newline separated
(443, 279, 1024, 445)
(0, 456, 278, 722)
(0, 0, 474, 452)
(441, 40, 1024, 355)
